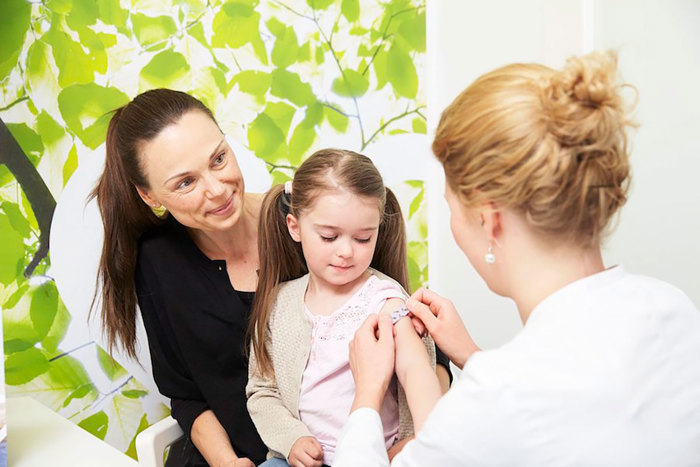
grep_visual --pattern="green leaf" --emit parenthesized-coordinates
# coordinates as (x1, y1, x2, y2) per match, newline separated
(63, 144, 79, 186)
(96, 0, 129, 33)
(36, 111, 66, 148)
(122, 389, 148, 399)
(66, 0, 100, 30)
(331, 69, 369, 98)
(350, 26, 368, 36)
(341, 0, 360, 22)
(5, 123, 43, 165)
(315, 46, 325, 64)
(373, 48, 389, 90)
(193, 67, 228, 110)
(270, 69, 316, 107)
(98, 32, 117, 49)
(78, 411, 109, 440)
(188, 22, 208, 48)
(3, 282, 29, 309)
(131, 13, 178, 46)
(303, 102, 324, 128)
(306, 0, 334, 10)
(125, 414, 150, 460)
(247, 113, 284, 158)
(271, 27, 299, 69)
(288, 123, 315, 165)
(212, 1, 264, 56)
(41, 299, 71, 353)
(30, 281, 59, 341)
(63, 383, 95, 407)
(231, 71, 271, 100)
(45, 23, 95, 87)
(0, 212, 25, 285)
(271, 170, 292, 185)
(298, 41, 311, 61)
(97, 345, 128, 381)
(2, 201, 32, 238)
(412, 117, 426, 134)
(0, 0, 31, 80)
(5, 347, 50, 385)
(11, 353, 96, 410)
(407, 256, 421, 293)
(0, 165, 13, 187)
(409, 187, 424, 219)
(324, 105, 349, 133)
(58, 83, 130, 150)
(398, 10, 426, 52)
(266, 17, 286, 37)
(387, 42, 417, 98)
(139, 50, 191, 92)
(264, 102, 296, 137)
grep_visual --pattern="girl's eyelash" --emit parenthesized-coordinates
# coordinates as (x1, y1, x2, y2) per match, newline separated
(356, 238, 371, 243)
(321, 236, 337, 242)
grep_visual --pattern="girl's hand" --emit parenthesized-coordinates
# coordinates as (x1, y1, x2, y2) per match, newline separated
(288, 436, 324, 467)
(407, 288, 479, 369)
(349, 313, 395, 412)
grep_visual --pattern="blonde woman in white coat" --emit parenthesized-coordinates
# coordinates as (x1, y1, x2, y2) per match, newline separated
(334, 51, 700, 467)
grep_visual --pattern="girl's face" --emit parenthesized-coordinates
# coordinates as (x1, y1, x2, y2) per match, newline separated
(286, 190, 381, 290)
(135, 110, 246, 233)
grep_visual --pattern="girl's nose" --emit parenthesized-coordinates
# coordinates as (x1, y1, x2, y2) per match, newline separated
(337, 238, 353, 258)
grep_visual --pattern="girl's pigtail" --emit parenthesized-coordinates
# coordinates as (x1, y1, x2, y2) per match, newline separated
(372, 187, 409, 292)
(249, 184, 306, 377)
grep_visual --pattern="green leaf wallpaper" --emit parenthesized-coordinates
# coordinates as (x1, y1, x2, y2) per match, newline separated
(1, 0, 427, 457)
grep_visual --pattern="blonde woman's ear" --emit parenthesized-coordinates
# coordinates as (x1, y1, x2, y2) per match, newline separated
(286, 213, 301, 242)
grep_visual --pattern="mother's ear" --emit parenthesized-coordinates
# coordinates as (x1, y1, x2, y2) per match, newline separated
(286, 213, 301, 242)
(136, 186, 160, 208)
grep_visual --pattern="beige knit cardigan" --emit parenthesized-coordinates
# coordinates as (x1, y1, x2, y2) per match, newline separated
(246, 269, 436, 461)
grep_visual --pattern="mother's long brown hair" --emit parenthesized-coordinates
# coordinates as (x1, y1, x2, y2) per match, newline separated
(91, 89, 215, 358)
(249, 149, 408, 377)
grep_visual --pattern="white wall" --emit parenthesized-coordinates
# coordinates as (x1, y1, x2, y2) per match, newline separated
(427, 0, 700, 352)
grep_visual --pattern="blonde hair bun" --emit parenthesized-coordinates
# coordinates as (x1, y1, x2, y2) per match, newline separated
(434, 50, 636, 246)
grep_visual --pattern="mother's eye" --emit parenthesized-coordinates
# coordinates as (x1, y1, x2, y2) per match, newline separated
(177, 177, 194, 190)
(213, 152, 226, 165)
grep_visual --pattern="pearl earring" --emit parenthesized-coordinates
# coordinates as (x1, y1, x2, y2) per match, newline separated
(485, 244, 495, 264)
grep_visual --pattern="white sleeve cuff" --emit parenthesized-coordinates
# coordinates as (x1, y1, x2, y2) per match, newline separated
(334, 408, 390, 467)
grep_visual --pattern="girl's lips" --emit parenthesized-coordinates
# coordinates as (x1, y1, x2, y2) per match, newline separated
(208, 195, 233, 215)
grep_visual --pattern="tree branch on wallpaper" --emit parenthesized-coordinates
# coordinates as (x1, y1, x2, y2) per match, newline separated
(0, 118, 55, 277)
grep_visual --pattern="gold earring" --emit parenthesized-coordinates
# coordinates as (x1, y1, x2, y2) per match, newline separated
(151, 204, 168, 217)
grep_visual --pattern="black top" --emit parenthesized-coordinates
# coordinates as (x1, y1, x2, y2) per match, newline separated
(135, 216, 267, 464)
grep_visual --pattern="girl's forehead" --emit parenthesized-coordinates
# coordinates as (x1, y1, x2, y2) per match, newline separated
(303, 190, 381, 225)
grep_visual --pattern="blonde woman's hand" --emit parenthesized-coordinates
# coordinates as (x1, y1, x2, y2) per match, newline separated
(407, 288, 479, 369)
(288, 436, 324, 467)
(349, 313, 395, 412)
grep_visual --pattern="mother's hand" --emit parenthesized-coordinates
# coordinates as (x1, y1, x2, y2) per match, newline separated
(349, 313, 395, 412)
(407, 288, 480, 369)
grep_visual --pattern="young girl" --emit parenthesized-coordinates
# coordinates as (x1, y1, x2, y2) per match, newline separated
(246, 149, 440, 466)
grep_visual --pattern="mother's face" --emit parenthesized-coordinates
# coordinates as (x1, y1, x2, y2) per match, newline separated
(135, 110, 246, 233)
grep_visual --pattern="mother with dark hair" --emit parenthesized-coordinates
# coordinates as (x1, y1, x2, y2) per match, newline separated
(92, 89, 267, 466)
